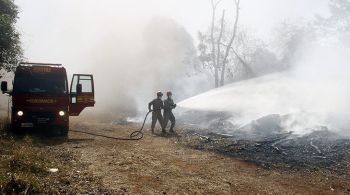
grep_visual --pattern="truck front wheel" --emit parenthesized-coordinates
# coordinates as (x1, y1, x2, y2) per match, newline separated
(60, 126, 69, 137)
(11, 126, 25, 137)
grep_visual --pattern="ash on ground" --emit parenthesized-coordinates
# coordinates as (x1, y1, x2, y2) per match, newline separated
(178, 112, 350, 176)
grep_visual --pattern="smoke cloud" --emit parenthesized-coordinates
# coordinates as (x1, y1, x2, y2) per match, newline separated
(6, 1, 213, 120)
(179, 3, 350, 136)
(87, 16, 210, 118)
(179, 25, 350, 135)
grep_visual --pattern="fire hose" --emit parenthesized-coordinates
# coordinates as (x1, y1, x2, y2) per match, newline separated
(70, 110, 152, 141)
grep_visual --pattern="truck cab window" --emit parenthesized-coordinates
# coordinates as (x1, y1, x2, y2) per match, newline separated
(14, 74, 67, 95)
(71, 75, 93, 94)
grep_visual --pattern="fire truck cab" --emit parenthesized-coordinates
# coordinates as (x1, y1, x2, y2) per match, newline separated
(1, 62, 95, 136)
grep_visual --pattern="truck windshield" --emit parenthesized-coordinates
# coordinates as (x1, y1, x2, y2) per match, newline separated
(14, 74, 67, 95)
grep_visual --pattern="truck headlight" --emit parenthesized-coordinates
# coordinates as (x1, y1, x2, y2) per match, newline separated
(17, 111, 24, 116)
(59, 111, 65, 116)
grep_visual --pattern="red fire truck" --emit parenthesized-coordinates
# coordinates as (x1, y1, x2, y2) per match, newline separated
(1, 62, 95, 136)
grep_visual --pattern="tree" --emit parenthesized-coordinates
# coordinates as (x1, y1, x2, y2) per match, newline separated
(273, 22, 311, 69)
(274, 0, 350, 63)
(313, 0, 350, 45)
(198, 0, 258, 87)
(0, 0, 22, 74)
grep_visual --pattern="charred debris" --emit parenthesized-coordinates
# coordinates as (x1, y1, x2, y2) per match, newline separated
(178, 111, 350, 176)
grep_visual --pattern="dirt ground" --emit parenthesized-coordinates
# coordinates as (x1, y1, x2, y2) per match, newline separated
(59, 120, 350, 195)
(2, 119, 350, 194)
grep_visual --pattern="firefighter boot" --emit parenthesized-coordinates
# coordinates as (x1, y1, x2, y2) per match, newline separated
(161, 129, 167, 134)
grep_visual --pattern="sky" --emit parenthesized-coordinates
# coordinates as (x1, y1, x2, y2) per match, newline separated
(16, 0, 330, 67)
(8, 0, 334, 117)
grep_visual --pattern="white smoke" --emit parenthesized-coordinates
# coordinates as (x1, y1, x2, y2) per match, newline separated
(17, 1, 212, 119)
(179, 27, 350, 135)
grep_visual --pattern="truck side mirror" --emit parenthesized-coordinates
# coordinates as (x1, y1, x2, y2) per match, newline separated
(76, 83, 82, 94)
(1, 81, 8, 92)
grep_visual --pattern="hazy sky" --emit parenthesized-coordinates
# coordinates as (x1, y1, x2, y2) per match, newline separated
(15, 0, 330, 69)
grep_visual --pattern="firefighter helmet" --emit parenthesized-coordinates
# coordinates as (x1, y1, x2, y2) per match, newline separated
(167, 91, 172, 96)
(157, 91, 163, 97)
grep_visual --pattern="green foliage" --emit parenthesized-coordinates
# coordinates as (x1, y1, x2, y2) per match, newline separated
(0, 0, 22, 73)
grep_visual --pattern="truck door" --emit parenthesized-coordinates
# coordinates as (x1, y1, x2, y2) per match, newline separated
(69, 74, 95, 116)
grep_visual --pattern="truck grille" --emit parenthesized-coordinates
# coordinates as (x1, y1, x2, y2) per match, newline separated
(28, 112, 56, 124)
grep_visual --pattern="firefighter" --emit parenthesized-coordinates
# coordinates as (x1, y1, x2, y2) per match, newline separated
(148, 91, 165, 133)
(163, 91, 176, 133)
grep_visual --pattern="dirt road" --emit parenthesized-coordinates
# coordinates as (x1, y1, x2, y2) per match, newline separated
(59, 120, 350, 194)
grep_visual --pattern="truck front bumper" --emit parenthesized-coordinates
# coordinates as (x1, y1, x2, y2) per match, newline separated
(12, 110, 69, 130)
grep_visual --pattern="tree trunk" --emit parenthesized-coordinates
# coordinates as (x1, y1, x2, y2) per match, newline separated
(216, 10, 226, 85)
(210, 0, 223, 88)
(210, 0, 218, 88)
(220, 0, 240, 87)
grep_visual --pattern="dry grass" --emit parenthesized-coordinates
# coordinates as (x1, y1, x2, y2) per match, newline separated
(0, 136, 56, 194)
(0, 115, 59, 194)
(0, 115, 9, 136)
(0, 117, 111, 194)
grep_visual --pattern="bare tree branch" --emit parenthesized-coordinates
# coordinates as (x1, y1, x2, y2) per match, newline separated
(212, 0, 224, 8)
(220, 42, 255, 77)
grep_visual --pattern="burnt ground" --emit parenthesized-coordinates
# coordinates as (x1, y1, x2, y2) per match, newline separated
(180, 129, 350, 176)
(178, 112, 350, 176)
(1, 119, 350, 194)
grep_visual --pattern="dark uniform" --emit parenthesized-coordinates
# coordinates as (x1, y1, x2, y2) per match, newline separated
(148, 97, 164, 133)
(163, 97, 176, 132)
